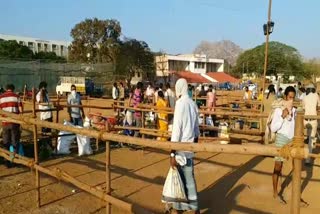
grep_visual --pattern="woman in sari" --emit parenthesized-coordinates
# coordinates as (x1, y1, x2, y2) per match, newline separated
(156, 91, 168, 141)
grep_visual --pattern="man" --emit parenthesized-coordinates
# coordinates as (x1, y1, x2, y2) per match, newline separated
(145, 83, 154, 104)
(164, 83, 175, 109)
(270, 86, 296, 202)
(119, 82, 125, 104)
(36, 81, 52, 134)
(0, 84, 23, 167)
(243, 86, 252, 100)
(302, 83, 320, 165)
(170, 78, 200, 214)
(67, 85, 85, 126)
(112, 82, 119, 100)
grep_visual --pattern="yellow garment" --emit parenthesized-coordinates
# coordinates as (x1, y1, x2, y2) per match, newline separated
(156, 98, 168, 141)
(257, 93, 263, 101)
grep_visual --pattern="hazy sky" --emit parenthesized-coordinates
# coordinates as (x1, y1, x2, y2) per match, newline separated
(1, 0, 319, 58)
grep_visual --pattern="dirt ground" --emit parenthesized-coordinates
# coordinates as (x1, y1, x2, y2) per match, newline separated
(1, 97, 320, 214)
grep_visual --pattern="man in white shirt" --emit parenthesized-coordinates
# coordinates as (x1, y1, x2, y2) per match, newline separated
(270, 86, 296, 202)
(164, 83, 175, 109)
(170, 78, 200, 214)
(36, 81, 53, 134)
(302, 83, 320, 165)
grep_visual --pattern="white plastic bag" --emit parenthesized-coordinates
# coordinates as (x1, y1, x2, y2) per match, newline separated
(57, 120, 76, 154)
(57, 131, 76, 154)
(76, 134, 93, 156)
(162, 167, 187, 203)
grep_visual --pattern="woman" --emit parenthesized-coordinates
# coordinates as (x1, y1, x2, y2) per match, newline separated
(206, 85, 216, 111)
(156, 91, 168, 141)
(270, 86, 296, 202)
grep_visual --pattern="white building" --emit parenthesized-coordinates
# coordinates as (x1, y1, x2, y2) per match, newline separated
(0, 33, 70, 57)
(156, 54, 224, 77)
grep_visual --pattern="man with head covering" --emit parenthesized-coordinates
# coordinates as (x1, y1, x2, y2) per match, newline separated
(302, 83, 320, 165)
(169, 78, 200, 214)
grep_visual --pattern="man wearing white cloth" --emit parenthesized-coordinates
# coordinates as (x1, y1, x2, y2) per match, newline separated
(170, 78, 200, 214)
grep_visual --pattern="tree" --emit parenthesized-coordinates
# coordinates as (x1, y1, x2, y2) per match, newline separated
(34, 51, 66, 63)
(194, 40, 243, 66)
(116, 39, 155, 86)
(233, 41, 304, 79)
(303, 58, 320, 82)
(68, 18, 121, 63)
(0, 40, 33, 59)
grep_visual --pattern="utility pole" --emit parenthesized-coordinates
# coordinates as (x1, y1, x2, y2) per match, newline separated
(261, 0, 272, 95)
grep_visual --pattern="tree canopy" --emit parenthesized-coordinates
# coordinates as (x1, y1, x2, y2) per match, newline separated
(0, 40, 34, 59)
(233, 41, 304, 79)
(0, 40, 66, 62)
(194, 40, 243, 66)
(116, 39, 155, 85)
(68, 18, 121, 63)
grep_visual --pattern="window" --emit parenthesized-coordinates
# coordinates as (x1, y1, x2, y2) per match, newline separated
(195, 62, 205, 69)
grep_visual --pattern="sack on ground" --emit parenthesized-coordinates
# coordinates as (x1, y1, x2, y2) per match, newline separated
(57, 121, 76, 154)
(162, 167, 187, 203)
(76, 133, 93, 156)
(57, 131, 76, 154)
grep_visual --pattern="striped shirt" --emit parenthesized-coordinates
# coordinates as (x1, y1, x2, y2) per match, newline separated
(0, 90, 22, 125)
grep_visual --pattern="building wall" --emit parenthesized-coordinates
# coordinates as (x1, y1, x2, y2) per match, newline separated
(155, 54, 224, 76)
(0, 33, 70, 57)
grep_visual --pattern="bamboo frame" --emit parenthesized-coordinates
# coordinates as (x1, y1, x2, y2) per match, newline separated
(0, 100, 317, 213)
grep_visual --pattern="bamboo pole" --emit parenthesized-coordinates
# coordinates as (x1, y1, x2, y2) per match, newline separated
(105, 141, 111, 214)
(32, 88, 40, 208)
(291, 110, 304, 214)
(0, 149, 151, 213)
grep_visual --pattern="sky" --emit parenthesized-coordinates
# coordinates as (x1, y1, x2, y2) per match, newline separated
(1, 0, 319, 58)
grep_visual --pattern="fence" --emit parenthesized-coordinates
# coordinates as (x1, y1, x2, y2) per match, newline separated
(0, 93, 319, 213)
(0, 59, 118, 94)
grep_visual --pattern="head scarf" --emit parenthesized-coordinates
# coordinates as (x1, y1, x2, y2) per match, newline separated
(175, 78, 188, 98)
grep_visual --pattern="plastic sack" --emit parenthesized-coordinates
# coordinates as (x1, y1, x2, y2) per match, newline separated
(76, 134, 93, 156)
(57, 121, 76, 154)
(162, 167, 187, 203)
(218, 122, 229, 145)
(57, 131, 76, 154)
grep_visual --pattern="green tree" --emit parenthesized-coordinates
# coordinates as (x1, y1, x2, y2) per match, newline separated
(233, 41, 304, 79)
(303, 58, 320, 82)
(68, 18, 121, 63)
(34, 51, 66, 63)
(0, 40, 33, 59)
(116, 39, 155, 86)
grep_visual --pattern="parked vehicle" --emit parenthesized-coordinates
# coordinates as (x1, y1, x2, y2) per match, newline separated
(219, 82, 232, 90)
(56, 76, 94, 95)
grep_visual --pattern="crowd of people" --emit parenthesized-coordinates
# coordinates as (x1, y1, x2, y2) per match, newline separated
(1, 78, 320, 212)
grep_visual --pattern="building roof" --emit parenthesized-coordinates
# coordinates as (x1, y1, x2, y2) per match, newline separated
(206, 72, 240, 83)
(171, 71, 211, 84)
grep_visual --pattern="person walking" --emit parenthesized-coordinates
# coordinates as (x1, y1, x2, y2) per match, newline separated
(36, 81, 53, 134)
(270, 86, 296, 202)
(0, 84, 23, 167)
(302, 83, 320, 165)
(67, 85, 85, 126)
(170, 78, 200, 214)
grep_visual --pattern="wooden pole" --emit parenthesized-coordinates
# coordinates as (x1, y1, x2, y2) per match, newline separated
(290, 110, 304, 214)
(105, 141, 111, 214)
(261, 0, 272, 104)
(32, 88, 40, 208)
